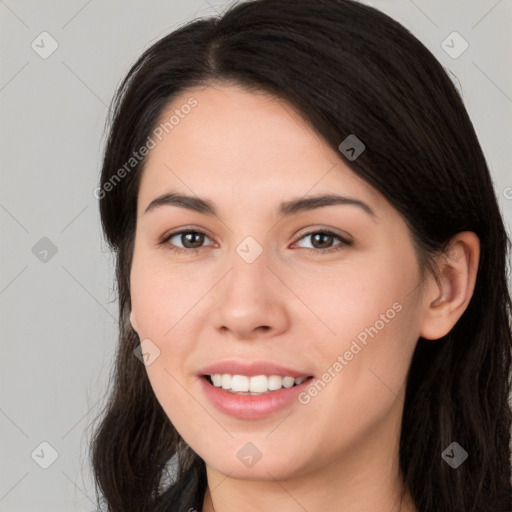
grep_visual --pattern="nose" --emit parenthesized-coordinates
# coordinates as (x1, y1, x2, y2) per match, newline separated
(212, 247, 290, 341)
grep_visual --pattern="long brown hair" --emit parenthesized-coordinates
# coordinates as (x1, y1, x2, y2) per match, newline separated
(90, 1, 512, 510)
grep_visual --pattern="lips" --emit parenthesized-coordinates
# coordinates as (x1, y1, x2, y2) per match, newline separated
(197, 360, 314, 419)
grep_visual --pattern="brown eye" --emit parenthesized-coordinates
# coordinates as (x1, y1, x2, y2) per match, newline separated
(161, 229, 214, 253)
(295, 230, 352, 254)
(310, 232, 335, 249)
(179, 231, 205, 249)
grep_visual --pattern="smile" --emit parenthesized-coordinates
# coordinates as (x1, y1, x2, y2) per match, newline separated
(207, 373, 308, 394)
(200, 373, 314, 419)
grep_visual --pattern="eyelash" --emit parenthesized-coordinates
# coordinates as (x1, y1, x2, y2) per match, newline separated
(158, 228, 352, 255)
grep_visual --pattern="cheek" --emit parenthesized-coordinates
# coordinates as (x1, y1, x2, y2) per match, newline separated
(296, 252, 415, 349)
(129, 248, 203, 342)
(291, 297, 418, 467)
(294, 249, 420, 412)
(130, 255, 207, 437)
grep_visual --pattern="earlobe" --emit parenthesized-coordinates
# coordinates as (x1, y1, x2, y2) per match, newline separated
(130, 311, 139, 334)
(419, 232, 480, 340)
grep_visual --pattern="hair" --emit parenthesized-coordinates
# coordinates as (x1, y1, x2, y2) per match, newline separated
(90, 0, 512, 510)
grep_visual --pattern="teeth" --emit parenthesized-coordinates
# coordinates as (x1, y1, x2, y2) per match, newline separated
(209, 374, 308, 394)
(282, 376, 295, 389)
(211, 374, 222, 387)
(231, 375, 249, 392)
(221, 374, 231, 390)
(249, 375, 269, 392)
(268, 375, 282, 391)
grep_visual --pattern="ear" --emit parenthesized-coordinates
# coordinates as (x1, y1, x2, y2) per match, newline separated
(419, 231, 480, 340)
(130, 311, 139, 334)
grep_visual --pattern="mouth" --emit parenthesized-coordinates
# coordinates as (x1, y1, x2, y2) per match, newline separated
(199, 372, 315, 419)
(202, 374, 314, 395)
(197, 360, 315, 418)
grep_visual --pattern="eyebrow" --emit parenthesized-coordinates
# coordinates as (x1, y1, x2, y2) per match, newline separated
(143, 192, 376, 219)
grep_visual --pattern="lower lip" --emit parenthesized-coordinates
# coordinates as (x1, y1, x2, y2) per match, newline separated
(199, 376, 313, 420)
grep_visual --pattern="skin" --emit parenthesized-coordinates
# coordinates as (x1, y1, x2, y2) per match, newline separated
(129, 83, 479, 512)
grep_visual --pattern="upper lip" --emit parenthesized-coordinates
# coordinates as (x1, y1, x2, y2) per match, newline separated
(199, 360, 313, 379)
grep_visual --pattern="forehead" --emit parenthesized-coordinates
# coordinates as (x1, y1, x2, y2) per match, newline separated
(137, 83, 383, 213)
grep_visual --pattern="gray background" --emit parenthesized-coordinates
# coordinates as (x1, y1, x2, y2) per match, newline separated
(1, 0, 511, 510)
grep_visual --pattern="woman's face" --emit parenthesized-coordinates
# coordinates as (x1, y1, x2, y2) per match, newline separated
(130, 83, 427, 481)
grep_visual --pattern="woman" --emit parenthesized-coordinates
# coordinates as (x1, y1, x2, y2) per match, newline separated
(90, 1, 512, 511)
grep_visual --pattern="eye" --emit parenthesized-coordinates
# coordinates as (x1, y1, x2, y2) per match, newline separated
(293, 229, 352, 254)
(159, 228, 352, 255)
(159, 229, 215, 253)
